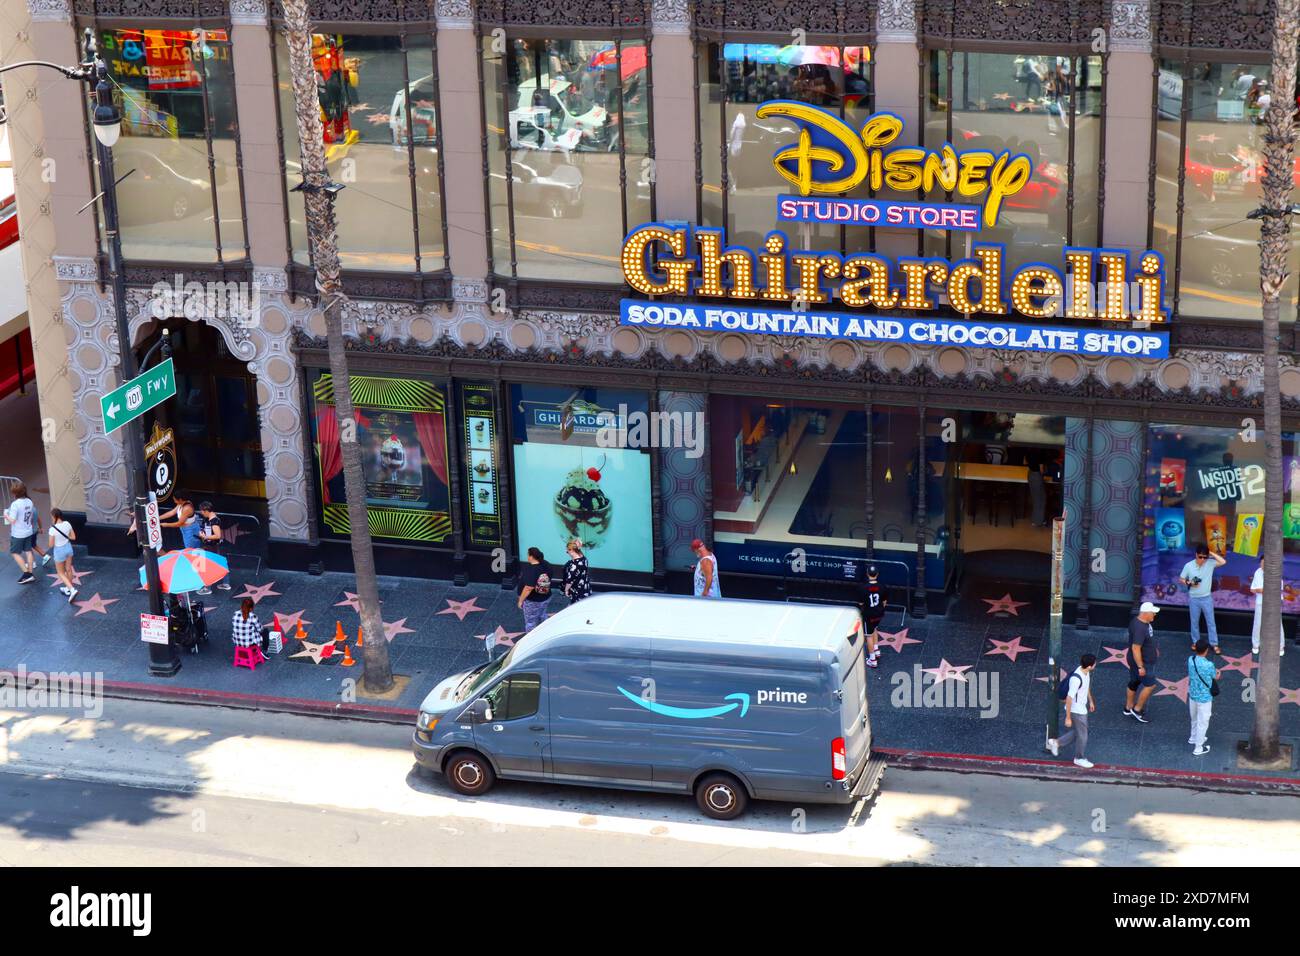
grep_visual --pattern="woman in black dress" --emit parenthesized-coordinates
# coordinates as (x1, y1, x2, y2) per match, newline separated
(562, 539, 592, 603)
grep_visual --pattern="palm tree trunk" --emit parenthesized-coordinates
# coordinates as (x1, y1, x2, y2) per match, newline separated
(281, 1, 392, 692)
(1248, 0, 1298, 762)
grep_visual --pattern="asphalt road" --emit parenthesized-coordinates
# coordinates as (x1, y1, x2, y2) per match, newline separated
(1, 696, 1298, 866)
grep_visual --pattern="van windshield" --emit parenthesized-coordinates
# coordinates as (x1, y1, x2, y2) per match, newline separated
(454, 648, 517, 702)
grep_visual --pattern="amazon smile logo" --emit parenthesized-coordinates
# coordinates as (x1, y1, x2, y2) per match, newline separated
(617, 686, 751, 719)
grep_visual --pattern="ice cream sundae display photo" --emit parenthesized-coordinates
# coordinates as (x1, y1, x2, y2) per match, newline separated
(510, 384, 654, 573)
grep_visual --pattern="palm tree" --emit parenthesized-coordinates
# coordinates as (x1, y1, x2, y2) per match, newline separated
(281, 0, 392, 692)
(1246, 0, 1298, 765)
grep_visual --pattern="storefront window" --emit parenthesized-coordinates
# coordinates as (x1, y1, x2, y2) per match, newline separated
(508, 384, 653, 572)
(308, 370, 452, 543)
(924, 51, 1101, 271)
(276, 33, 447, 271)
(483, 37, 652, 283)
(1153, 59, 1299, 321)
(1142, 423, 1299, 613)
(710, 395, 869, 578)
(97, 27, 244, 262)
(699, 42, 873, 252)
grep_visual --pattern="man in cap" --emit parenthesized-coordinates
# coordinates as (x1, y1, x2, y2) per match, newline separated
(1124, 601, 1162, 723)
(860, 564, 885, 668)
(691, 538, 721, 599)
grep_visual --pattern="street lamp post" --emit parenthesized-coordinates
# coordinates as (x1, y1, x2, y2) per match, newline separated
(1, 30, 178, 675)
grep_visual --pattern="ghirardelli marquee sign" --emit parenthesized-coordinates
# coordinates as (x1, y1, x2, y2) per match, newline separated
(619, 102, 1170, 358)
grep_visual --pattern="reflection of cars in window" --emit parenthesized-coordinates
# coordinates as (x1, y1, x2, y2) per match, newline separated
(513, 77, 611, 151)
(114, 138, 224, 227)
(389, 74, 438, 147)
(503, 147, 585, 220)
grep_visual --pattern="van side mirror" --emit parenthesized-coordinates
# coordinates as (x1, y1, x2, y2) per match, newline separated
(465, 699, 492, 723)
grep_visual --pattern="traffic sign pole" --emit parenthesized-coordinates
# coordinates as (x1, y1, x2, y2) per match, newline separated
(95, 131, 178, 677)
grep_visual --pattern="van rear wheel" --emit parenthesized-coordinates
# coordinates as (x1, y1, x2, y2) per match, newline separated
(445, 751, 496, 796)
(695, 773, 748, 820)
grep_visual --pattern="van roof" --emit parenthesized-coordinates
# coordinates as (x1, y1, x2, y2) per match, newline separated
(512, 593, 859, 662)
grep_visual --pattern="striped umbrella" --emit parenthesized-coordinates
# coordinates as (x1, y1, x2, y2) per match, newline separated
(139, 548, 229, 594)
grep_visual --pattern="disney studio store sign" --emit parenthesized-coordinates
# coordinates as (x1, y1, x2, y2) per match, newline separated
(619, 102, 1170, 358)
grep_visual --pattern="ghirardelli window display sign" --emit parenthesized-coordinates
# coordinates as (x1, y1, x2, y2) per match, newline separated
(509, 384, 653, 573)
(1142, 424, 1298, 613)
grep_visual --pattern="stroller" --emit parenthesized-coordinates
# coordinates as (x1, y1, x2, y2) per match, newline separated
(167, 593, 209, 655)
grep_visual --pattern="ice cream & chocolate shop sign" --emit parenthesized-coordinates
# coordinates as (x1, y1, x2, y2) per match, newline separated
(619, 102, 1170, 358)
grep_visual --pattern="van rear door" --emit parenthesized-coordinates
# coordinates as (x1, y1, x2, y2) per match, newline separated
(837, 617, 871, 774)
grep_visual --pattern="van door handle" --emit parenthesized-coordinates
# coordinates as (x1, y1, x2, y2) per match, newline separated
(529, 724, 545, 731)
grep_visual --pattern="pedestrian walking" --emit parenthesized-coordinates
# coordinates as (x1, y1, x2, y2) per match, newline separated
(47, 508, 78, 603)
(860, 564, 885, 669)
(160, 494, 201, 551)
(1180, 542, 1226, 653)
(691, 538, 721, 599)
(1047, 653, 1097, 768)
(197, 502, 231, 594)
(1250, 553, 1285, 657)
(4, 480, 37, 584)
(517, 546, 553, 633)
(1187, 638, 1219, 756)
(1124, 601, 1161, 723)
(562, 538, 591, 604)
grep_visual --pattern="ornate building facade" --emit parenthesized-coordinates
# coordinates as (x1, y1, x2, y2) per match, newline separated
(5, 0, 1297, 625)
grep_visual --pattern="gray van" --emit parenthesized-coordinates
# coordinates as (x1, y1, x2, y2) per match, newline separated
(411, 594, 884, 819)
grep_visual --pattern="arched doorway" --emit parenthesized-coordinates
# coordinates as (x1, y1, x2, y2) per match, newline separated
(134, 318, 267, 516)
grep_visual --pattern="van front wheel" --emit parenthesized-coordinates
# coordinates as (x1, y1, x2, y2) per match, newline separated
(445, 751, 496, 796)
(695, 773, 748, 820)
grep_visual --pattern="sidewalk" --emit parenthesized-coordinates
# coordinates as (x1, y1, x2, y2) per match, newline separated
(3, 554, 1298, 786)
(868, 577, 1300, 787)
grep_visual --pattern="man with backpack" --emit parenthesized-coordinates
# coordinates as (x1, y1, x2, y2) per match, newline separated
(860, 564, 885, 669)
(1047, 653, 1097, 768)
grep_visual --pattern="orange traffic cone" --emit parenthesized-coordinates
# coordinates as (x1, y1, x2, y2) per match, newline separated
(334, 621, 346, 643)
(340, 643, 356, 667)
(295, 620, 306, 641)
(272, 613, 283, 633)
(356, 625, 364, 648)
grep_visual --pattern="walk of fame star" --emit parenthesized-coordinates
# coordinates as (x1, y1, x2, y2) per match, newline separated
(875, 628, 922, 652)
(982, 593, 1031, 616)
(921, 659, 973, 683)
(478, 625, 524, 649)
(49, 569, 94, 588)
(290, 639, 338, 664)
(1099, 645, 1129, 666)
(233, 581, 281, 604)
(985, 635, 1036, 661)
(1155, 676, 1189, 704)
(334, 591, 381, 612)
(1280, 687, 1300, 707)
(274, 609, 312, 632)
(73, 592, 118, 617)
(1219, 652, 1257, 676)
(1035, 667, 1068, 684)
(383, 618, 415, 641)
(438, 597, 485, 621)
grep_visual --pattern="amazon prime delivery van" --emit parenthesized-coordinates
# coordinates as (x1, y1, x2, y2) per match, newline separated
(411, 593, 884, 819)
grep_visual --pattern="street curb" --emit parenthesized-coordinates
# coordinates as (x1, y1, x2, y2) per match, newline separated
(875, 746, 1300, 795)
(95, 679, 419, 725)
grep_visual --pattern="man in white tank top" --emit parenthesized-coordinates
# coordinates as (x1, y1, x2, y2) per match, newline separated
(691, 538, 721, 598)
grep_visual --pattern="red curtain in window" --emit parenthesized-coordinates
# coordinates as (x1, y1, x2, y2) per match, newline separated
(315, 404, 343, 503)
(412, 411, 447, 486)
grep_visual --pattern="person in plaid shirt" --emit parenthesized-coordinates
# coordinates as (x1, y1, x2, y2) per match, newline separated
(231, 598, 261, 648)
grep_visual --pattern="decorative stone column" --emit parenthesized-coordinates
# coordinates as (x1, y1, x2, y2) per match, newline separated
(1102, 0, 1154, 252)
(872, 0, 921, 261)
(649, 0, 695, 222)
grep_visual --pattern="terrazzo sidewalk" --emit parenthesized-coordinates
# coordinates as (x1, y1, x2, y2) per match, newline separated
(3, 554, 1299, 787)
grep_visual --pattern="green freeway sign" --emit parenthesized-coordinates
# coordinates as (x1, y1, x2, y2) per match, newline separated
(100, 358, 176, 435)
